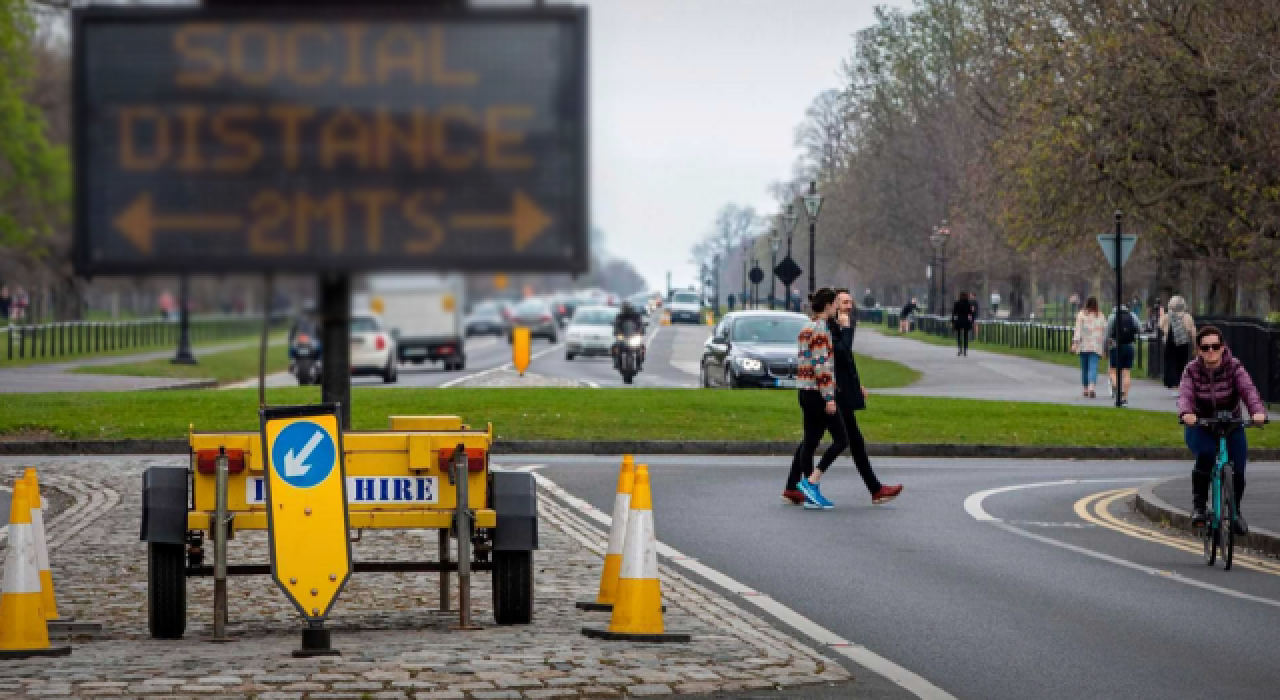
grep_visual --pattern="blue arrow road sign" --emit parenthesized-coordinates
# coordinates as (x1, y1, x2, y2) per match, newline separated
(270, 420, 337, 490)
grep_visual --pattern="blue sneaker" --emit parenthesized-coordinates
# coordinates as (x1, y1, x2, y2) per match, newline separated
(810, 482, 835, 509)
(795, 479, 823, 510)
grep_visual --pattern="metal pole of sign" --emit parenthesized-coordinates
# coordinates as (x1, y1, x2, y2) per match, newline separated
(438, 530, 452, 612)
(1114, 210, 1124, 408)
(452, 444, 480, 630)
(259, 274, 273, 410)
(212, 448, 232, 642)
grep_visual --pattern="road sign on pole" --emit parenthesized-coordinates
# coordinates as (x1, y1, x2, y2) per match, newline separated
(1096, 234, 1139, 270)
(261, 403, 351, 656)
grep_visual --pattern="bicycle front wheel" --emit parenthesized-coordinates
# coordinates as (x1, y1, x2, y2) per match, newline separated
(1221, 465, 1236, 571)
(1202, 504, 1218, 567)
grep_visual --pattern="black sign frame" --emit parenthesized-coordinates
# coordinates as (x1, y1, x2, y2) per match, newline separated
(72, 5, 589, 277)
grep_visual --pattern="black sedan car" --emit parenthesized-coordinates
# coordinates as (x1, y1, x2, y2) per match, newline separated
(700, 310, 809, 389)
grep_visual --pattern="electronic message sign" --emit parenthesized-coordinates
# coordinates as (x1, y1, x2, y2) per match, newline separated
(73, 7, 588, 275)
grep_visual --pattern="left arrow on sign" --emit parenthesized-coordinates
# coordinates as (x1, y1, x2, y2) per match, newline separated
(113, 193, 243, 254)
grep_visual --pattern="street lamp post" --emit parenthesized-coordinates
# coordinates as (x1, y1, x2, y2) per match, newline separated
(801, 181, 824, 298)
(929, 221, 951, 315)
(712, 254, 721, 315)
(769, 230, 780, 310)
(171, 275, 197, 365)
(741, 241, 749, 309)
(783, 204, 798, 311)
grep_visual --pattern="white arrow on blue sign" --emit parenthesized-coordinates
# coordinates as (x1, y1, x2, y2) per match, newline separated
(271, 420, 337, 489)
(1096, 234, 1139, 270)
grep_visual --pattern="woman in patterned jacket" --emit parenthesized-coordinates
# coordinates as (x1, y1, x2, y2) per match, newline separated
(790, 288, 845, 510)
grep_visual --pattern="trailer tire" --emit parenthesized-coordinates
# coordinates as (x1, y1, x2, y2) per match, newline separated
(492, 550, 533, 625)
(148, 542, 186, 639)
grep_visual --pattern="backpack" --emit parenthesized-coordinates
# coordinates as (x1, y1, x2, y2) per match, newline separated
(1117, 310, 1137, 345)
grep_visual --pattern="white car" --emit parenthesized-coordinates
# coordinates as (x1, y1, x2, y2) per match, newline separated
(667, 290, 703, 324)
(565, 306, 619, 361)
(350, 312, 398, 383)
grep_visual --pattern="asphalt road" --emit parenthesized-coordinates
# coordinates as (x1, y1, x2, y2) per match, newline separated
(527, 455, 1280, 700)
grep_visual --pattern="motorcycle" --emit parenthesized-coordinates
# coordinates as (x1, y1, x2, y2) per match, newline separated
(615, 332, 645, 385)
(290, 331, 323, 386)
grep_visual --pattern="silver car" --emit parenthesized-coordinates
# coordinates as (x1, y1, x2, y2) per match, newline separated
(507, 298, 560, 343)
(565, 306, 619, 360)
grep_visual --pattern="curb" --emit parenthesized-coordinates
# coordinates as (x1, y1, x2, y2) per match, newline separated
(1135, 477, 1280, 558)
(2, 439, 1279, 460)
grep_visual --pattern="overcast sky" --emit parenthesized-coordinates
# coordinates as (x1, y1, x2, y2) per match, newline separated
(567, 0, 911, 291)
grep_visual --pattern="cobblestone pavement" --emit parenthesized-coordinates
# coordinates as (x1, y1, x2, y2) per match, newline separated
(0, 457, 854, 699)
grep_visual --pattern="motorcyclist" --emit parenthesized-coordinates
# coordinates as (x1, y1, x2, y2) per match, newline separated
(612, 302, 646, 370)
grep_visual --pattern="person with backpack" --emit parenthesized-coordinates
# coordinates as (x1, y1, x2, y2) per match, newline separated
(1105, 304, 1140, 405)
(1159, 295, 1195, 397)
(950, 292, 973, 356)
(899, 297, 918, 334)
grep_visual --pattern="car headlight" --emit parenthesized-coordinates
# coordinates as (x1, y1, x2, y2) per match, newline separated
(627, 336, 644, 347)
(736, 357, 763, 372)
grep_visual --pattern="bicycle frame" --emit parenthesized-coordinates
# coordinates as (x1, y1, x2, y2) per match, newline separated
(1208, 433, 1231, 532)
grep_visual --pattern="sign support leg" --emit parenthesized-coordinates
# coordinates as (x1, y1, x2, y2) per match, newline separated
(172, 275, 196, 365)
(211, 448, 232, 643)
(452, 445, 481, 630)
(439, 529, 452, 613)
(294, 619, 340, 658)
(320, 275, 352, 430)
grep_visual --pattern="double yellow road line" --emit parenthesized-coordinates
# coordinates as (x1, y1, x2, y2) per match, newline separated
(1074, 489, 1280, 577)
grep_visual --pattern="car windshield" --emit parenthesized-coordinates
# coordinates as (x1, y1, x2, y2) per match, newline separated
(731, 316, 806, 343)
(351, 317, 378, 333)
(473, 301, 500, 315)
(673, 293, 699, 305)
(515, 300, 547, 314)
(572, 309, 618, 326)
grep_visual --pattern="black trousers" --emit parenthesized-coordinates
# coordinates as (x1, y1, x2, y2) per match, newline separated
(785, 394, 884, 495)
(955, 327, 970, 353)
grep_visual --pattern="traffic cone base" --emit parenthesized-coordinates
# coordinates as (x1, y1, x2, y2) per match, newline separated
(581, 466, 688, 643)
(0, 479, 71, 659)
(575, 553, 622, 611)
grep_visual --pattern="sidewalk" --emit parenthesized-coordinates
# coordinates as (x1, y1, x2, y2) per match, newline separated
(1137, 468, 1280, 557)
(0, 339, 261, 393)
(857, 327, 1278, 417)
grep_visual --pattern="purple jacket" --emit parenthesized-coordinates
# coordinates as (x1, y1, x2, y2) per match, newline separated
(1177, 347, 1266, 419)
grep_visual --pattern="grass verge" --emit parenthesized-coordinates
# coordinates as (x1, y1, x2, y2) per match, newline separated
(853, 353, 920, 389)
(2, 387, 1272, 448)
(72, 335, 289, 383)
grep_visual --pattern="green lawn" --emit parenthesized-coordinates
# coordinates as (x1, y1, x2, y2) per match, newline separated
(2, 388, 1272, 448)
(73, 335, 289, 383)
(854, 353, 921, 389)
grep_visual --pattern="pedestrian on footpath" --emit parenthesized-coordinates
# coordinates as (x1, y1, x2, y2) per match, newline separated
(1071, 296, 1107, 398)
(1178, 325, 1269, 531)
(783, 290, 903, 508)
(1160, 295, 1195, 397)
(951, 292, 973, 356)
(1105, 303, 1140, 405)
(0, 284, 10, 322)
(898, 297, 917, 334)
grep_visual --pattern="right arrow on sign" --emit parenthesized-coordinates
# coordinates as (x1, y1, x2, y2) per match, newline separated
(453, 191, 552, 252)
(113, 193, 243, 254)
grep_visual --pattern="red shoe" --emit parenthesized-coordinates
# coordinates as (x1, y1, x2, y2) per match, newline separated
(782, 489, 805, 505)
(872, 484, 903, 504)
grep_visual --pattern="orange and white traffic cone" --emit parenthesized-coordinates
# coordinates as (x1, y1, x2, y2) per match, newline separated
(582, 465, 689, 643)
(0, 477, 71, 658)
(577, 456, 635, 612)
(24, 469, 59, 622)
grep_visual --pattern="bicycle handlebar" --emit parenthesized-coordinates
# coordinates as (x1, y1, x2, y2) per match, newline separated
(1183, 416, 1270, 429)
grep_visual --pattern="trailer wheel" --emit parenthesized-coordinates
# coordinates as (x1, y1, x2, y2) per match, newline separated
(492, 550, 533, 624)
(148, 542, 187, 639)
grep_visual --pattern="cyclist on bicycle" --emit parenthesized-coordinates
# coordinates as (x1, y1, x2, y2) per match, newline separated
(1177, 325, 1268, 533)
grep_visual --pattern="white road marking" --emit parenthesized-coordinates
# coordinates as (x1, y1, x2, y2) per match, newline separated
(515, 465, 545, 472)
(966, 479, 1280, 609)
(438, 340, 563, 388)
(536, 473, 956, 700)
